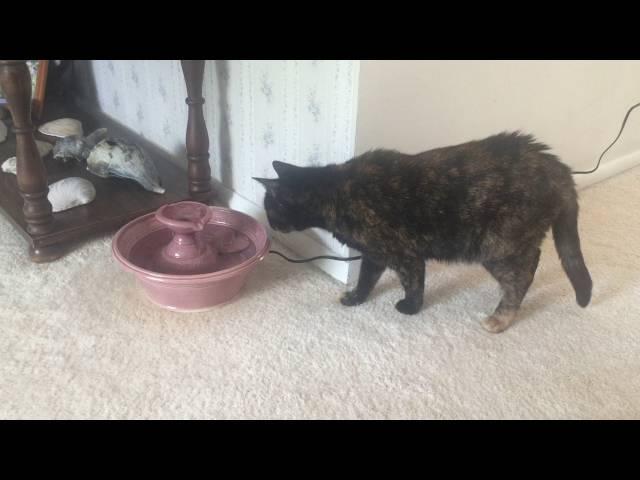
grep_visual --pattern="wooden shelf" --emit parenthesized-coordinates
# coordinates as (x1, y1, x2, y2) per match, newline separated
(0, 96, 195, 259)
(0, 60, 213, 262)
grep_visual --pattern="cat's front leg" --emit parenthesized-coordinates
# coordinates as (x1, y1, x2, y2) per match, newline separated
(340, 255, 386, 307)
(393, 257, 425, 315)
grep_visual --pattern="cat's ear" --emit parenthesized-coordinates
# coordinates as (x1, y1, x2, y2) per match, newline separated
(272, 160, 302, 178)
(252, 177, 279, 193)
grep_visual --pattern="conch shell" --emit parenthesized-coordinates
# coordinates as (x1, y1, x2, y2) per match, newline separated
(86, 138, 165, 194)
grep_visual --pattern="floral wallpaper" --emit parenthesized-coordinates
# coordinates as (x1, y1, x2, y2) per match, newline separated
(72, 60, 361, 276)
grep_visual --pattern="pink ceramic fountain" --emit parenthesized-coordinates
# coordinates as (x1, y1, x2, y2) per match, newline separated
(112, 201, 270, 311)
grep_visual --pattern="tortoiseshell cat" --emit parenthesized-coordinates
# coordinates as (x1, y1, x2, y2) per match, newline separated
(254, 132, 592, 333)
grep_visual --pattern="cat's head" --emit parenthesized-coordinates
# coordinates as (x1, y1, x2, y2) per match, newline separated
(253, 161, 328, 233)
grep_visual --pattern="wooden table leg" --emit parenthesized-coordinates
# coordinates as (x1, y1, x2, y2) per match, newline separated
(181, 60, 213, 203)
(0, 60, 55, 239)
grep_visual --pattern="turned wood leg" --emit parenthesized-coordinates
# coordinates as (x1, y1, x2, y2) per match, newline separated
(29, 244, 66, 263)
(181, 60, 213, 203)
(0, 60, 54, 235)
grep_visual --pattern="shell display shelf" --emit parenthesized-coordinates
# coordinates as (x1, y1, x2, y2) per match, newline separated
(0, 60, 212, 262)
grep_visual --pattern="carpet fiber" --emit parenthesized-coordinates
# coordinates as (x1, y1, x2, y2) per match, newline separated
(1, 167, 639, 419)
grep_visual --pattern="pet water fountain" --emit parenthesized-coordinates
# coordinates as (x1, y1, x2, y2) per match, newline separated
(112, 201, 269, 311)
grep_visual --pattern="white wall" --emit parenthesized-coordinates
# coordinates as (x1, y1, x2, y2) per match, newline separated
(73, 60, 361, 283)
(356, 60, 640, 184)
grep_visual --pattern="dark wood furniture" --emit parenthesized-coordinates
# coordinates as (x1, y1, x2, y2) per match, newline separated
(0, 60, 213, 262)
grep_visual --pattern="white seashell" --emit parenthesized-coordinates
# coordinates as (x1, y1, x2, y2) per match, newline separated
(86, 138, 165, 194)
(47, 177, 96, 213)
(1, 157, 16, 174)
(0, 120, 7, 143)
(2, 141, 54, 175)
(38, 118, 83, 139)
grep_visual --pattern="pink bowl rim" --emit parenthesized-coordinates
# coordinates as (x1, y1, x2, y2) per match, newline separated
(112, 206, 270, 284)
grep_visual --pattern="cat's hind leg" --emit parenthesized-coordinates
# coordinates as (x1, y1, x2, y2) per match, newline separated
(481, 247, 541, 333)
(392, 257, 426, 315)
(340, 255, 386, 307)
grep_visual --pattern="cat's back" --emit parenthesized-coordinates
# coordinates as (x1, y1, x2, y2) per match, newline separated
(343, 132, 573, 193)
(333, 132, 577, 261)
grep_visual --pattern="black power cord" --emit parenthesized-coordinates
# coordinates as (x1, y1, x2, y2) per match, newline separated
(269, 250, 362, 263)
(572, 101, 640, 174)
(270, 101, 640, 263)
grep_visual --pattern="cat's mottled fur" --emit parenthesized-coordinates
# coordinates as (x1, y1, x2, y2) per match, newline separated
(254, 132, 592, 332)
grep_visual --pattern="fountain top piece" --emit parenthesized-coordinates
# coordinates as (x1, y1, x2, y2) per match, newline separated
(156, 201, 212, 234)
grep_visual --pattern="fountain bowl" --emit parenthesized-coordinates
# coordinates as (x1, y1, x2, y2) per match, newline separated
(112, 203, 270, 312)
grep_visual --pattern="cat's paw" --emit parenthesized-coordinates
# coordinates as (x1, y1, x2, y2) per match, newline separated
(395, 299, 422, 315)
(340, 290, 365, 307)
(481, 311, 516, 333)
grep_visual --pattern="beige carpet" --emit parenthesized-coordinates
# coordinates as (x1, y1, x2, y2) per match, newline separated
(1, 167, 639, 420)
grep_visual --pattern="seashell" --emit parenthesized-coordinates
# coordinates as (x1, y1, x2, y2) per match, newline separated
(47, 177, 96, 213)
(53, 128, 108, 164)
(0, 120, 7, 144)
(2, 140, 54, 175)
(38, 118, 83, 139)
(53, 136, 85, 163)
(86, 138, 165, 194)
(1, 157, 16, 174)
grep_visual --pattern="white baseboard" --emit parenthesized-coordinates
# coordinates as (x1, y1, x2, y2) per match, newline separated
(574, 151, 640, 190)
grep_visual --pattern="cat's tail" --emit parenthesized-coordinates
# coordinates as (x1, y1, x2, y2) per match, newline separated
(552, 196, 592, 307)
